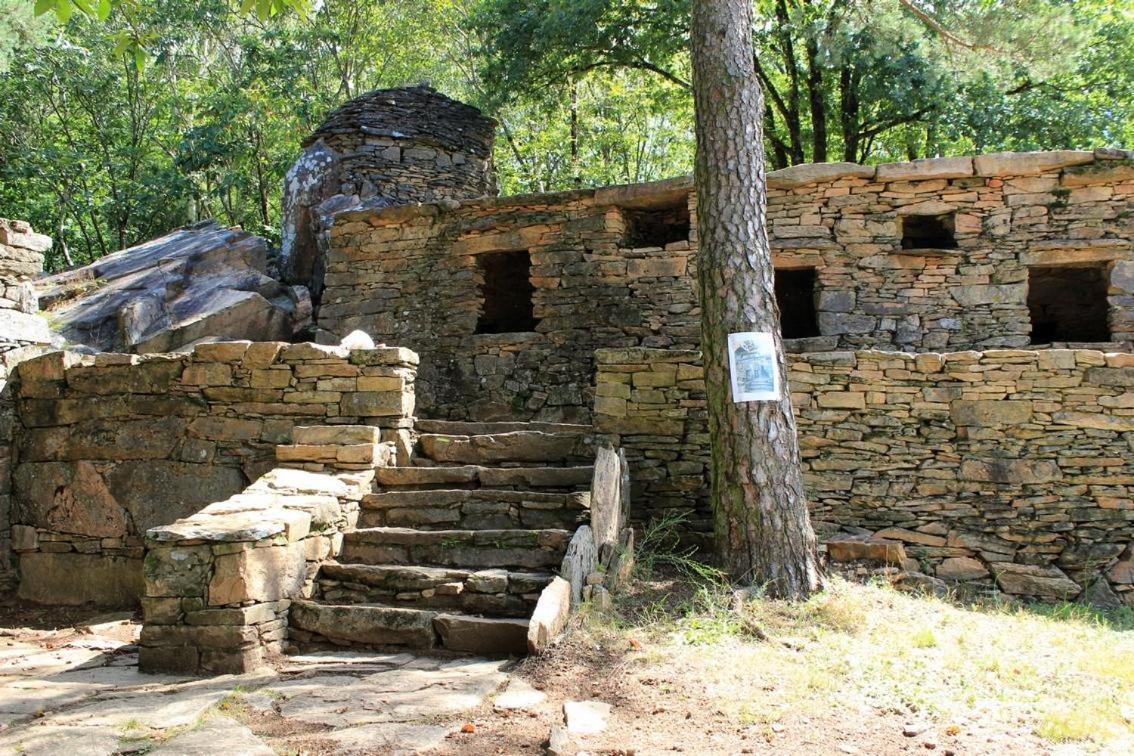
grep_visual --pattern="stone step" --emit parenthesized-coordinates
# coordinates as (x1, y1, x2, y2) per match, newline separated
(374, 465, 594, 490)
(415, 420, 591, 436)
(418, 430, 594, 465)
(358, 489, 589, 530)
(341, 527, 572, 569)
(316, 563, 553, 617)
(289, 600, 529, 657)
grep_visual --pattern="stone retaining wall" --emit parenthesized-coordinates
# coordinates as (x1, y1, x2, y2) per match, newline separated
(318, 150, 1134, 422)
(594, 347, 1134, 605)
(9, 342, 418, 606)
(1, 219, 55, 593)
(139, 466, 372, 675)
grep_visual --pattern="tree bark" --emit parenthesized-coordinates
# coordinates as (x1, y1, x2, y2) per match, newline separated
(690, 0, 822, 599)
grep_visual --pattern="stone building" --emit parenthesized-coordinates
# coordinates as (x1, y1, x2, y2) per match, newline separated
(5, 87, 1134, 625)
(315, 150, 1134, 422)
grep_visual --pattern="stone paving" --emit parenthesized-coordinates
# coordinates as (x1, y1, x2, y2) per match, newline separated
(0, 615, 513, 755)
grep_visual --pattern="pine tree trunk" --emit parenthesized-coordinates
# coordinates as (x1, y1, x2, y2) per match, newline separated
(690, 0, 822, 600)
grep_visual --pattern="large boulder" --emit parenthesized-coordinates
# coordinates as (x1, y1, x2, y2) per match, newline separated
(35, 221, 312, 353)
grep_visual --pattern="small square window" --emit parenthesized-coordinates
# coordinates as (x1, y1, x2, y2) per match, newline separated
(623, 202, 691, 248)
(1027, 265, 1110, 344)
(775, 267, 820, 339)
(475, 251, 537, 334)
(901, 213, 957, 250)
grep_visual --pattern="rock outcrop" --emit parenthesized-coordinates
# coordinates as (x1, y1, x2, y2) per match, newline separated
(36, 221, 311, 353)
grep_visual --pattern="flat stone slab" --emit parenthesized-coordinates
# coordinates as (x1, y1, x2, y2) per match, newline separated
(564, 699, 613, 735)
(0, 619, 508, 756)
(495, 678, 547, 710)
(151, 716, 273, 755)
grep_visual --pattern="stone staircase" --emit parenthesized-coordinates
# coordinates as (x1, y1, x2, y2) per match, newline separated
(289, 420, 595, 658)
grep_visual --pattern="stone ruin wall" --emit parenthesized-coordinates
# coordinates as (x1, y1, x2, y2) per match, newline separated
(316, 150, 1134, 423)
(317, 181, 700, 423)
(7, 341, 416, 607)
(594, 347, 1134, 605)
(0, 219, 55, 592)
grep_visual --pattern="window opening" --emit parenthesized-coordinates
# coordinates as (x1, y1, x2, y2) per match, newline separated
(775, 267, 820, 339)
(623, 202, 691, 248)
(1027, 265, 1110, 344)
(475, 251, 537, 334)
(901, 213, 957, 250)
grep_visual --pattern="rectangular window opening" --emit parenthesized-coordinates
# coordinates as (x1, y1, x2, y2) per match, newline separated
(775, 267, 820, 339)
(623, 202, 691, 248)
(475, 251, 537, 334)
(1027, 265, 1110, 345)
(901, 213, 957, 250)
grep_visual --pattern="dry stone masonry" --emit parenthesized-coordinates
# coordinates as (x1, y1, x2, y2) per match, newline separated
(9, 342, 417, 607)
(0, 219, 56, 592)
(316, 151, 1134, 423)
(594, 347, 1134, 605)
(7, 82, 1134, 664)
(140, 466, 373, 675)
(280, 86, 497, 296)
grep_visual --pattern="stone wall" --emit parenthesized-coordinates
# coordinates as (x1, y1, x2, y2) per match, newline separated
(318, 179, 699, 422)
(139, 466, 372, 675)
(0, 219, 55, 593)
(594, 347, 1134, 605)
(317, 151, 1134, 422)
(9, 341, 418, 606)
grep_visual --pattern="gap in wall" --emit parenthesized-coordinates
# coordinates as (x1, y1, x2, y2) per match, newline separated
(475, 250, 538, 334)
(901, 213, 957, 250)
(775, 267, 821, 339)
(1027, 264, 1111, 344)
(622, 202, 691, 248)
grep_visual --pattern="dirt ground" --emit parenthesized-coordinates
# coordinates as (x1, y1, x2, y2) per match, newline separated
(430, 627, 1043, 756)
(2, 581, 1125, 755)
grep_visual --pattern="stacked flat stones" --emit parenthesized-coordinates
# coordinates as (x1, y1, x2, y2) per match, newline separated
(317, 150, 1134, 423)
(0, 219, 53, 592)
(8, 342, 417, 607)
(304, 85, 497, 204)
(594, 347, 1134, 606)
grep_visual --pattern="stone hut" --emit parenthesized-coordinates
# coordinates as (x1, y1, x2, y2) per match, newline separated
(280, 86, 497, 297)
(315, 152, 1134, 422)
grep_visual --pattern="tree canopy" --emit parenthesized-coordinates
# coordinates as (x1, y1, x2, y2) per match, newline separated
(1, 0, 1131, 269)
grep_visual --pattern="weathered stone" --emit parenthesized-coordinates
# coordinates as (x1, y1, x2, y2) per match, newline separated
(827, 537, 906, 564)
(876, 156, 973, 181)
(37, 221, 311, 353)
(936, 556, 989, 581)
(950, 400, 1032, 427)
(495, 678, 547, 711)
(434, 614, 528, 657)
(18, 552, 143, 607)
(992, 563, 1080, 598)
(208, 541, 306, 605)
(528, 576, 571, 653)
(289, 600, 437, 648)
(564, 700, 612, 735)
(973, 150, 1094, 176)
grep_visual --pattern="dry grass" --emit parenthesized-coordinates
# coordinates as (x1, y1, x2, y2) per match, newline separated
(584, 568, 1134, 753)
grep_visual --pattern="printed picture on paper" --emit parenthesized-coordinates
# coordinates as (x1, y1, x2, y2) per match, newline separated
(727, 331, 780, 402)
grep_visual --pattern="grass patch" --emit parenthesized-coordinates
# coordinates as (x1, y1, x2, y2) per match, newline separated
(582, 531, 1134, 753)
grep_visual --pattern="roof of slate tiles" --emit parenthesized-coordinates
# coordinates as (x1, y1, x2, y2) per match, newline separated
(304, 85, 497, 156)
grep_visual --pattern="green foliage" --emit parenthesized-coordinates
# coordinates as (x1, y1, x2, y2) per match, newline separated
(471, 0, 1134, 167)
(3, 0, 1132, 269)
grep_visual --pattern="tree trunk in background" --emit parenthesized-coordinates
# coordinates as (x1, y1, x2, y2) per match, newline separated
(690, 0, 822, 599)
